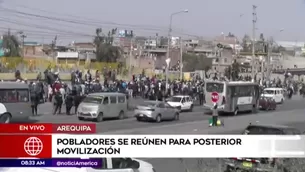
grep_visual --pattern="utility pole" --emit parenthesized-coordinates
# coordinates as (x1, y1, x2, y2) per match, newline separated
(165, 22, 172, 88)
(266, 39, 272, 85)
(251, 5, 257, 81)
(179, 37, 183, 80)
(20, 34, 26, 58)
(166, 10, 188, 87)
(128, 36, 133, 78)
(217, 49, 221, 74)
(216, 43, 224, 77)
(51, 35, 57, 63)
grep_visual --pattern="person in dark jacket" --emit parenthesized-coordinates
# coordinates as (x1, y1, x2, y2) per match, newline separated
(198, 84, 204, 105)
(15, 70, 22, 81)
(29, 82, 39, 115)
(36, 80, 44, 103)
(74, 94, 82, 114)
(53, 90, 63, 115)
(65, 93, 74, 115)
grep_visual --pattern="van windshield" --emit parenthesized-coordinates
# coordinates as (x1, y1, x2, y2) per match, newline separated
(206, 83, 224, 93)
(83, 96, 103, 104)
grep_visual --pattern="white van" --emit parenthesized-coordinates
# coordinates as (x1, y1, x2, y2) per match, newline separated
(77, 92, 128, 122)
(261, 88, 285, 104)
(1, 158, 155, 172)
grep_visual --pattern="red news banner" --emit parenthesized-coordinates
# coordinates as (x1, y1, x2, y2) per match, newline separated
(0, 123, 96, 134)
(0, 123, 96, 158)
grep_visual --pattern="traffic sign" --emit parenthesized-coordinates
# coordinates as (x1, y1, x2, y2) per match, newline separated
(211, 92, 219, 103)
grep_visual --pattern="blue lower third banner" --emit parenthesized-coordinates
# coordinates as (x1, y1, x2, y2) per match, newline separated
(0, 158, 102, 167)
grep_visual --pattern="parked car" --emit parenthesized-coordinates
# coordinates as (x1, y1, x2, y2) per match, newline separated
(258, 96, 276, 110)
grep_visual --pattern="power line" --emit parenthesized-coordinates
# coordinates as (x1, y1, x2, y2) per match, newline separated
(11, 4, 170, 30)
(0, 17, 96, 37)
(0, 7, 167, 32)
(0, 6, 199, 37)
(0, 27, 84, 36)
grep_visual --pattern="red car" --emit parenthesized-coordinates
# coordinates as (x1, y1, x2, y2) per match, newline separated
(259, 96, 276, 110)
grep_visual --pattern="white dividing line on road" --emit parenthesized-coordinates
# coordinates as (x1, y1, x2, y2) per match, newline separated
(33, 111, 204, 123)
(103, 109, 303, 134)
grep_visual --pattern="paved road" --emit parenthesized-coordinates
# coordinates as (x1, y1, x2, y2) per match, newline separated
(140, 110, 305, 172)
(22, 96, 305, 134)
(15, 96, 305, 172)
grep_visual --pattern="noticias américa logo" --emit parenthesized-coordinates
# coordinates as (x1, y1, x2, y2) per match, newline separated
(24, 137, 44, 156)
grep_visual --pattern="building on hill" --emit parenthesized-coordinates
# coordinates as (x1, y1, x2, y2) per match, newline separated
(214, 34, 241, 54)
(23, 42, 46, 58)
(68, 42, 95, 53)
(56, 52, 96, 65)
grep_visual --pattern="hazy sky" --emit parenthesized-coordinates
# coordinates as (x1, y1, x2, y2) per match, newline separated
(0, 0, 304, 44)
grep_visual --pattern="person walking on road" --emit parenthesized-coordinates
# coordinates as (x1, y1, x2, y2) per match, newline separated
(53, 90, 63, 115)
(74, 94, 82, 114)
(198, 84, 204, 105)
(65, 93, 74, 115)
(29, 82, 39, 116)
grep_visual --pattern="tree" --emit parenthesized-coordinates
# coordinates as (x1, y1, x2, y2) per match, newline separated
(241, 34, 251, 52)
(223, 60, 240, 81)
(231, 59, 240, 81)
(224, 66, 232, 80)
(227, 32, 235, 37)
(93, 28, 122, 62)
(2, 30, 21, 57)
(182, 53, 212, 72)
(259, 33, 265, 42)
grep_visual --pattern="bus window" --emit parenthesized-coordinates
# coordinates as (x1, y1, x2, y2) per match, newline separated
(0, 90, 7, 102)
(236, 86, 252, 97)
(0, 89, 29, 103)
(7, 90, 17, 102)
(17, 89, 29, 102)
(206, 83, 224, 93)
(228, 86, 235, 97)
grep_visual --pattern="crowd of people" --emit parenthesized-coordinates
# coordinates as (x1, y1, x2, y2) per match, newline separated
(11, 67, 305, 116)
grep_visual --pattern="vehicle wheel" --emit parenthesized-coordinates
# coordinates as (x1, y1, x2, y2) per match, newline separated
(233, 108, 238, 116)
(155, 114, 161, 123)
(118, 111, 124, 120)
(136, 117, 141, 121)
(189, 105, 193, 112)
(95, 112, 103, 122)
(78, 117, 84, 121)
(266, 105, 270, 111)
(174, 113, 179, 121)
(0, 113, 11, 123)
